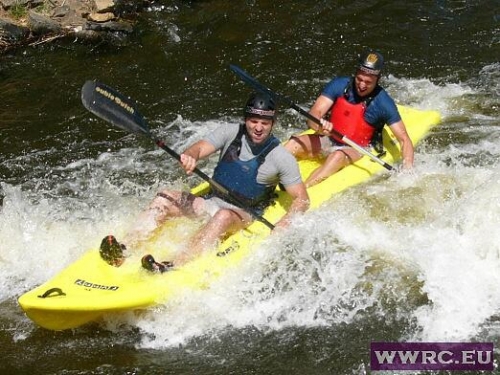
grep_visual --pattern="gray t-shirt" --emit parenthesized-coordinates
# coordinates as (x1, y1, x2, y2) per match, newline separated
(204, 123, 302, 188)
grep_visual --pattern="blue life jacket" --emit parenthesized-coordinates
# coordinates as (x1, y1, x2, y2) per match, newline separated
(212, 124, 280, 208)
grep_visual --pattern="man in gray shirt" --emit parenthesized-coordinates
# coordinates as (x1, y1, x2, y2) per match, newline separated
(100, 92, 310, 269)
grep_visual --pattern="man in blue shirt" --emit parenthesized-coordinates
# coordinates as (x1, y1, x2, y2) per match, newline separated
(285, 50, 414, 187)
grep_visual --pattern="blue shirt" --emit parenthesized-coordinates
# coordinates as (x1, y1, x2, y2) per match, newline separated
(321, 76, 401, 130)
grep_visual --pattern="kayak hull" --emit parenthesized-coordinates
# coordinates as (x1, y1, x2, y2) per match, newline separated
(18, 105, 441, 330)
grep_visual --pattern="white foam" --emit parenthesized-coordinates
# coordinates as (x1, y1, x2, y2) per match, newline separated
(6, 72, 500, 346)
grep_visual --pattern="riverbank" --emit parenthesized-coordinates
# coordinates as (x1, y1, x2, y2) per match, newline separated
(0, 0, 147, 51)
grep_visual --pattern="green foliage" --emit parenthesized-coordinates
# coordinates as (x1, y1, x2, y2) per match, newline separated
(8, 3, 28, 19)
(34, 0, 50, 14)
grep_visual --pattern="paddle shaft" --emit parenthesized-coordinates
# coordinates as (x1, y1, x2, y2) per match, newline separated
(154, 139, 275, 230)
(229, 64, 394, 171)
(81, 80, 275, 230)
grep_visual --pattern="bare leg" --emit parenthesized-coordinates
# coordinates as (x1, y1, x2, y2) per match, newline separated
(305, 148, 362, 187)
(123, 190, 203, 247)
(284, 134, 323, 159)
(285, 134, 363, 187)
(174, 208, 251, 266)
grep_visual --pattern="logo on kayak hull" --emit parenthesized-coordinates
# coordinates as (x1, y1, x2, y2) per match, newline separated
(74, 279, 119, 291)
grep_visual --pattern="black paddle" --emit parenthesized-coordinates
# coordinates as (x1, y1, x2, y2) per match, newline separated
(80, 80, 275, 230)
(229, 64, 394, 171)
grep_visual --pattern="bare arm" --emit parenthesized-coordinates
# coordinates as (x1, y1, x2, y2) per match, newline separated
(307, 95, 334, 134)
(389, 120, 414, 169)
(180, 140, 217, 174)
(274, 182, 310, 229)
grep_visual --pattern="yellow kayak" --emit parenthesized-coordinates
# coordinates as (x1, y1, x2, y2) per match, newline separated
(18, 105, 441, 331)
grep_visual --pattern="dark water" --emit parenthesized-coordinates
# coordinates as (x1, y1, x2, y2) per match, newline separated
(1, 1, 499, 374)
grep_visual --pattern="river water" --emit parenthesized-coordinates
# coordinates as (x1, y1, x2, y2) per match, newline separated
(1, 1, 499, 374)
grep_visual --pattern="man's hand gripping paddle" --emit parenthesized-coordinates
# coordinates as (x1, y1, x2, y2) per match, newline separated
(81, 80, 275, 230)
(229, 64, 394, 171)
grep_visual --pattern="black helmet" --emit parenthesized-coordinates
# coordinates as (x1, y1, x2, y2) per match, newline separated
(358, 51, 384, 76)
(244, 92, 276, 120)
